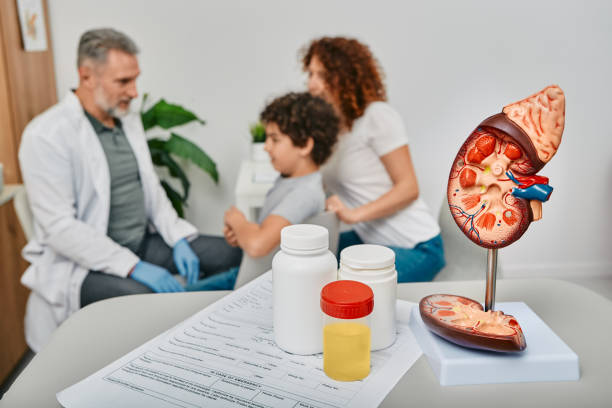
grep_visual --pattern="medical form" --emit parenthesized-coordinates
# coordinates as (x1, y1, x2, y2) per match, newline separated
(57, 272, 422, 407)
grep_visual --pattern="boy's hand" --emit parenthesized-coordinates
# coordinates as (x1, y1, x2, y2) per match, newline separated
(224, 225, 239, 247)
(326, 195, 361, 224)
(224, 206, 247, 228)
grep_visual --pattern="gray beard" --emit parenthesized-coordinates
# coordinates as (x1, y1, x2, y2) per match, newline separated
(106, 105, 130, 118)
(94, 87, 130, 118)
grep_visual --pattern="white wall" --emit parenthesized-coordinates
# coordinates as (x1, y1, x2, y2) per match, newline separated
(48, 0, 612, 279)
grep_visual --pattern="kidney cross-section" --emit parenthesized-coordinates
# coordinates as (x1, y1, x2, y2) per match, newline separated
(447, 85, 565, 249)
(448, 126, 536, 248)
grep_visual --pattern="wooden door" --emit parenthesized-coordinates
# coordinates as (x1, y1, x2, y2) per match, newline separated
(0, 0, 56, 382)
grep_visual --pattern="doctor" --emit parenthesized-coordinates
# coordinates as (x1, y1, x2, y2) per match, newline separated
(18, 28, 241, 352)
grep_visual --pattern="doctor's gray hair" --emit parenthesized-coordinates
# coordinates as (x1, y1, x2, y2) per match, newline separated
(77, 28, 139, 67)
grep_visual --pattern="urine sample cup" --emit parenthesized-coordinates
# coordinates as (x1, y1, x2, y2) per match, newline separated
(320, 280, 374, 381)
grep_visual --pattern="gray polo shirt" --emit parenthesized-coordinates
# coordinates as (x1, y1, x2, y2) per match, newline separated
(85, 111, 147, 253)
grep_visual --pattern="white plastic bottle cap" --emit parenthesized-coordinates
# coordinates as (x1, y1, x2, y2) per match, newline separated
(280, 224, 329, 251)
(340, 244, 395, 269)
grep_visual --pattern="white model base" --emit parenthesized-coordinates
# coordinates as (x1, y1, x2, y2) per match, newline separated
(409, 301, 579, 386)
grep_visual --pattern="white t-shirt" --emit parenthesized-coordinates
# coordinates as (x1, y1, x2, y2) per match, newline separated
(321, 102, 440, 248)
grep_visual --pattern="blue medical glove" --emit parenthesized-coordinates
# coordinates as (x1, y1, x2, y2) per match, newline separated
(173, 238, 200, 285)
(130, 261, 185, 293)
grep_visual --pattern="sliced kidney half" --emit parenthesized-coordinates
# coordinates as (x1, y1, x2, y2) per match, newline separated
(419, 294, 526, 352)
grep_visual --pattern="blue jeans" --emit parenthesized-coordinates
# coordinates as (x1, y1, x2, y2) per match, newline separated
(186, 266, 240, 291)
(338, 231, 445, 282)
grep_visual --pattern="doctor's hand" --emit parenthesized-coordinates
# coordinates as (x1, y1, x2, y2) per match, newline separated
(326, 195, 361, 224)
(130, 261, 185, 293)
(173, 238, 200, 286)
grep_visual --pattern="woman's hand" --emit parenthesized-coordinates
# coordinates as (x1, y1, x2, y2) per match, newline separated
(326, 195, 362, 224)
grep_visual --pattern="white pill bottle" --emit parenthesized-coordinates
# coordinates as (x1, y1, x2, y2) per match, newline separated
(338, 244, 397, 350)
(272, 224, 337, 355)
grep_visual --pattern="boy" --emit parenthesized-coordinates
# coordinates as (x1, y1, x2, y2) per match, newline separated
(188, 92, 339, 290)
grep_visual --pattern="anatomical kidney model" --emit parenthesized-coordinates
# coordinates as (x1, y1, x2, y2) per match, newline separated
(447, 85, 565, 248)
(421, 85, 565, 352)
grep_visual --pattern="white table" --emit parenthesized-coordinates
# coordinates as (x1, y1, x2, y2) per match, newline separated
(234, 160, 277, 221)
(3, 278, 612, 407)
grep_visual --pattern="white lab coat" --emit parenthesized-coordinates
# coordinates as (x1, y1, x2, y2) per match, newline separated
(18, 92, 197, 352)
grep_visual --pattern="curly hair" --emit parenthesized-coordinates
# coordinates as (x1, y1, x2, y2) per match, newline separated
(302, 36, 387, 129)
(260, 92, 339, 166)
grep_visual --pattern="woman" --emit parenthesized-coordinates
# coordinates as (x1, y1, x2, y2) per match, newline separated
(302, 36, 445, 282)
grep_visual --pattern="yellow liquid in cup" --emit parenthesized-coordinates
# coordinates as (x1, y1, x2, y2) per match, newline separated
(323, 322, 371, 381)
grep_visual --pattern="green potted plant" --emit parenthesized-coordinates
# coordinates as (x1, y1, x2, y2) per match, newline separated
(249, 121, 268, 162)
(141, 94, 218, 218)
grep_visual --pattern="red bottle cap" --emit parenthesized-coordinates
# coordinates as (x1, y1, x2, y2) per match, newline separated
(321, 280, 374, 319)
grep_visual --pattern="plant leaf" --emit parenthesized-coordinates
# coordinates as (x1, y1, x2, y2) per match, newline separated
(147, 137, 166, 151)
(148, 139, 191, 200)
(160, 153, 189, 200)
(141, 95, 216, 214)
(161, 181, 184, 218)
(141, 100, 157, 131)
(250, 121, 266, 143)
(140, 93, 149, 114)
(141, 99, 205, 131)
(166, 133, 219, 183)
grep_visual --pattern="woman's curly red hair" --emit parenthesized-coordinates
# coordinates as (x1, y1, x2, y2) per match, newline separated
(302, 37, 387, 129)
